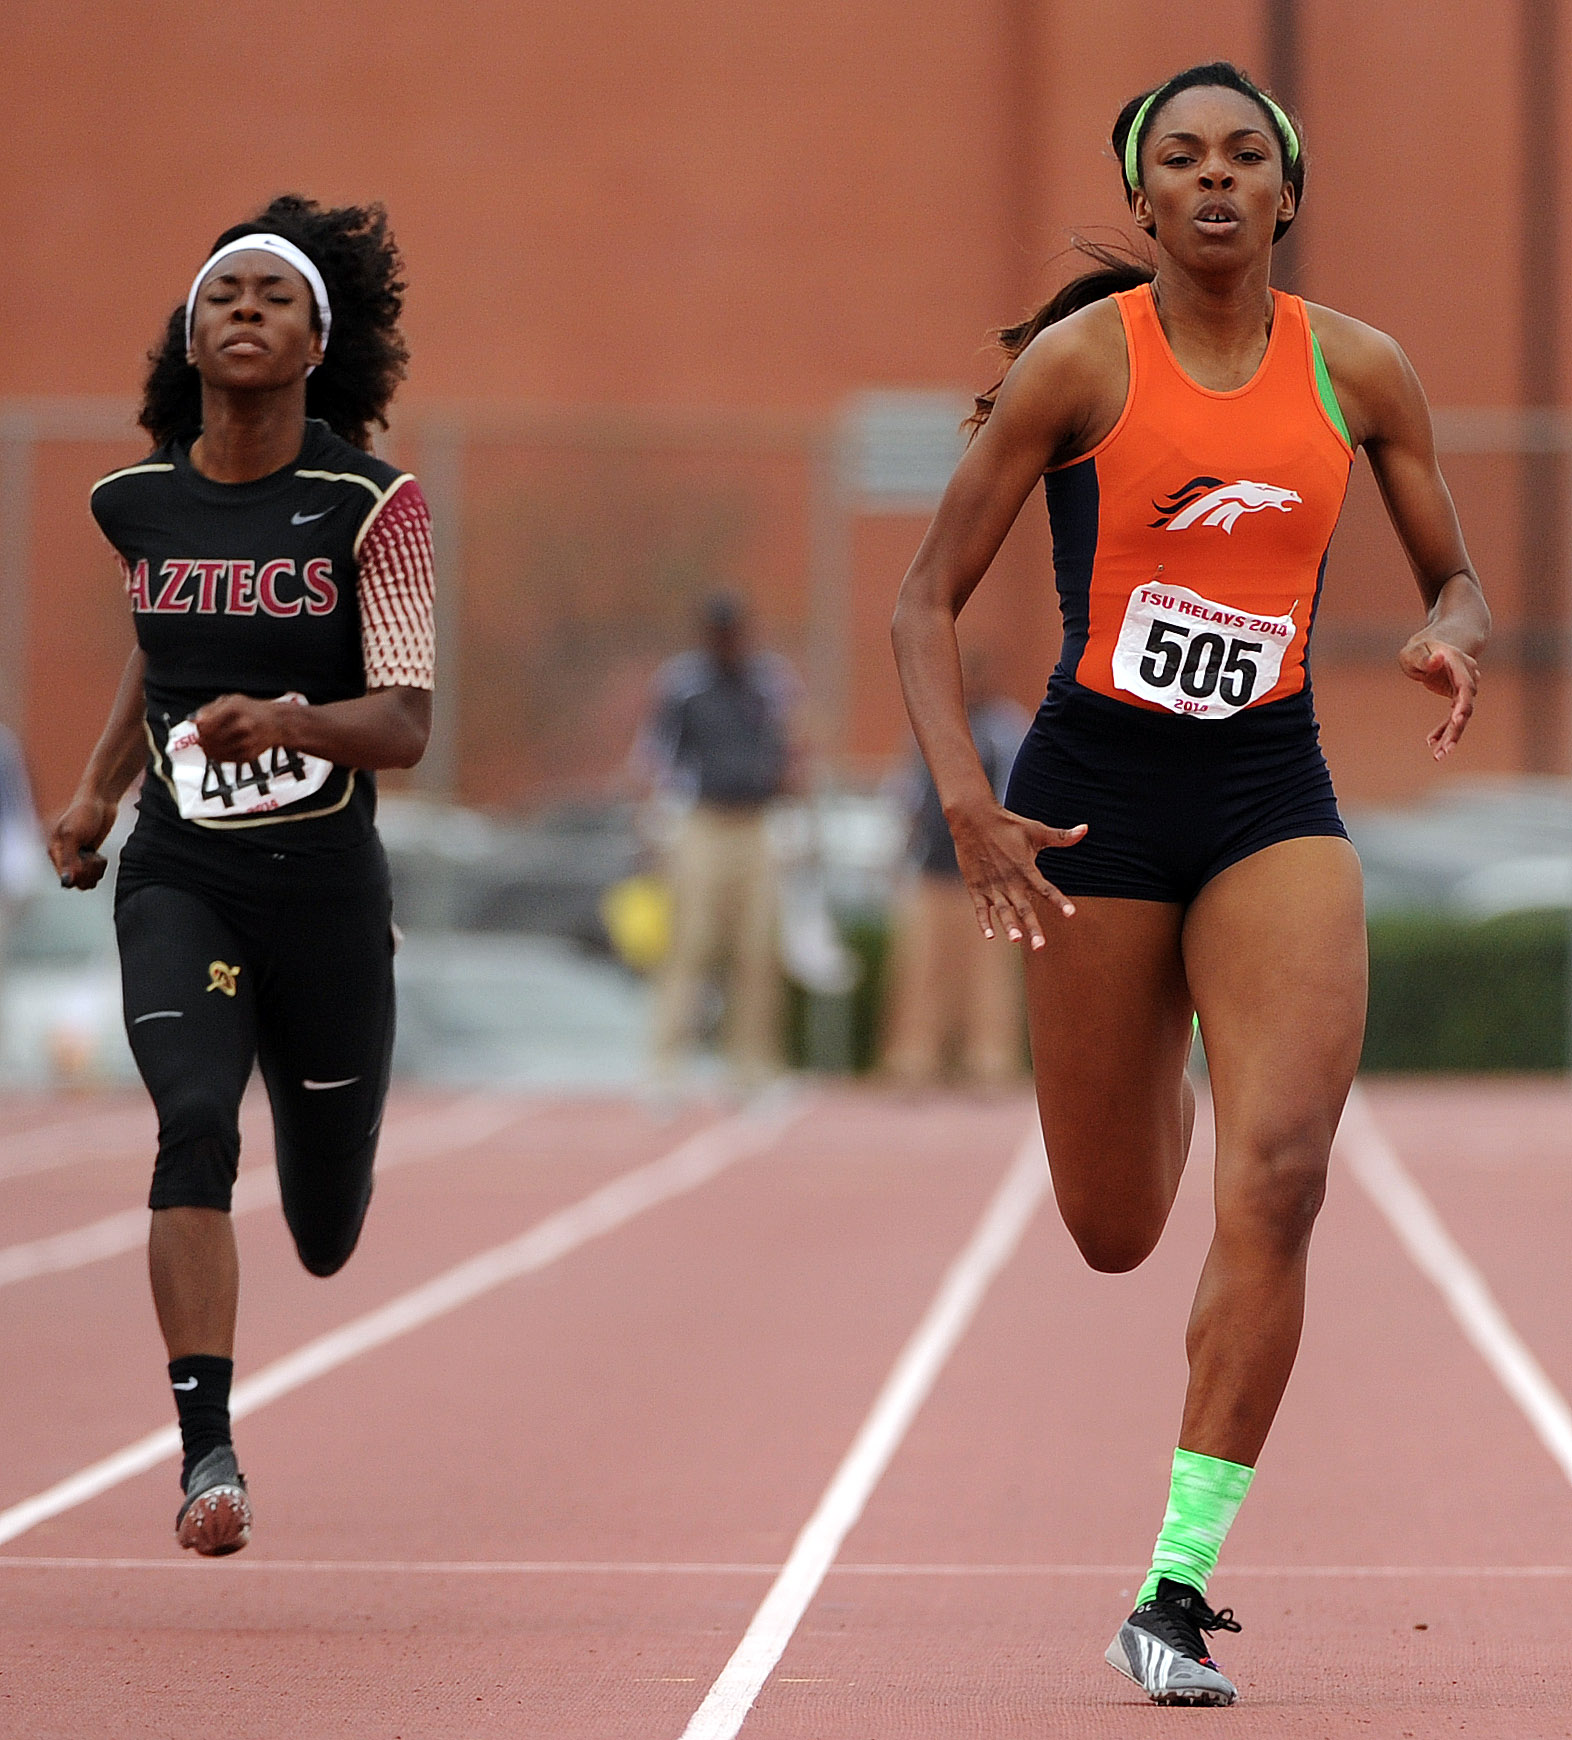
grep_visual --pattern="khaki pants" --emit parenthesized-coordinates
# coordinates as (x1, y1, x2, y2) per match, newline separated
(651, 804, 782, 1087)
(881, 872, 1024, 1087)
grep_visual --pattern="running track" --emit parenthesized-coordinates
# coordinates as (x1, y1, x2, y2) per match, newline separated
(2, 1079, 1571, 1737)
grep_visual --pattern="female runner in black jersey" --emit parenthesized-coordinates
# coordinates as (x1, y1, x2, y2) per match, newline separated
(51, 196, 435, 1556)
(892, 64, 1488, 1703)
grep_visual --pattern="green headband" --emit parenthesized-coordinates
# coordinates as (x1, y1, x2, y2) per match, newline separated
(1123, 84, 1300, 190)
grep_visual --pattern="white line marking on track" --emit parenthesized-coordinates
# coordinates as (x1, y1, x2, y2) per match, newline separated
(0, 1089, 511, 1187)
(0, 1091, 806, 1548)
(0, 1107, 157, 1183)
(0, 1093, 530, 1289)
(0, 1205, 152, 1287)
(679, 1129, 1047, 1740)
(5, 1557, 1572, 1577)
(1339, 1083, 1572, 1489)
(0, 1557, 783, 1574)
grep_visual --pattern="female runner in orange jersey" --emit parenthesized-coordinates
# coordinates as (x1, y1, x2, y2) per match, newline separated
(891, 61, 1488, 1705)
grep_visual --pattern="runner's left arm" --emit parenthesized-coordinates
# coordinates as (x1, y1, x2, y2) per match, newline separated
(192, 686, 432, 770)
(1314, 310, 1491, 759)
(893, 308, 1118, 944)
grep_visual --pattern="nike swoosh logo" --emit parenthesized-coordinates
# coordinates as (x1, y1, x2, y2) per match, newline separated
(303, 1076, 360, 1090)
(171, 1377, 199, 1391)
(291, 509, 332, 525)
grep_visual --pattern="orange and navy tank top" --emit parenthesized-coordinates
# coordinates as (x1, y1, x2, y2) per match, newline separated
(1045, 284, 1353, 720)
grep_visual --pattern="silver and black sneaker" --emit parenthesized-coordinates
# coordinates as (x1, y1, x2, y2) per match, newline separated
(1105, 1577, 1242, 1705)
(175, 1444, 252, 1557)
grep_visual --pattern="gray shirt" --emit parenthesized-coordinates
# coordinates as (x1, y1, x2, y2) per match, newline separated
(643, 649, 801, 807)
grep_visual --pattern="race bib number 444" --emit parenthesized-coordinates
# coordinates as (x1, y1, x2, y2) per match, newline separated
(165, 693, 334, 821)
(1110, 583, 1297, 720)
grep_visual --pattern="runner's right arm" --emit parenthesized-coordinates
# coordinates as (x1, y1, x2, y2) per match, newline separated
(891, 302, 1123, 947)
(51, 647, 148, 890)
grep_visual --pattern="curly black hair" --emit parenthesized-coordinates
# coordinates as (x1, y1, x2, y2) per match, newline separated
(139, 194, 409, 451)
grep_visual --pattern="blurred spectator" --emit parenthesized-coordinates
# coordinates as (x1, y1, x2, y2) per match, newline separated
(881, 653, 1028, 1089)
(0, 722, 42, 943)
(636, 593, 804, 1091)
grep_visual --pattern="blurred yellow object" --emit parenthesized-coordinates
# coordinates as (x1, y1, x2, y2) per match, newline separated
(601, 873, 674, 972)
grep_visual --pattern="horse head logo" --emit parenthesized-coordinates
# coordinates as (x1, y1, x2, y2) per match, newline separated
(1150, 477, 1303, 534)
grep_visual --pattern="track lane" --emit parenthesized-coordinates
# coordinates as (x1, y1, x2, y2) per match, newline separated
(0, 1095, 710, 1508)
(1358, 1079, 1572, 1427)
(0, 1088, 488, 1248)
(7, 1083, 1565, 1737)
(741, 1088, 1572, 1738)
(681, 1132, 1047, 1740)
(0, 1092, 535, 1286)
(0, 1089, 1036, 1738)
(1340, 1084, 1572, 1487)
(0, 1093, 155, 1183)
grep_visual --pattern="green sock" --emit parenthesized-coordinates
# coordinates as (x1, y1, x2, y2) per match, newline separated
(1137, 1447, 1255, 1604)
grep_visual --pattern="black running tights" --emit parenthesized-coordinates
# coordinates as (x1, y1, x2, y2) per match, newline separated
(116, 870, 395, 1277)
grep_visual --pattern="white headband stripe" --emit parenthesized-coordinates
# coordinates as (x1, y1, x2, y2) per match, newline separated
(184, 234, 332, 353)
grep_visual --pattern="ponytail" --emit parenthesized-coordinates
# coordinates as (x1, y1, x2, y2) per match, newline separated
(966, 240, 1154, 433)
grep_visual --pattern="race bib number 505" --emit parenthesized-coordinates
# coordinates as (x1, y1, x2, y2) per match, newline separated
(165, 693, 334, 821)
(1110, 583, 1297, 720)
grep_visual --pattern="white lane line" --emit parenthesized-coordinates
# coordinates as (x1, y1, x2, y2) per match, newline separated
(0, 1557, 783, 1574)
(0, 1089, 511, 1187)
(0, 1205, 152, 1287)
(1339, 1083, 1572, 1489)
(0, 1092, 530, 1288)
(6, 1557, 1572, 1577)
(0, 1092, 805, 1548)
(679, 1130, 1047, 1740)
(0, 1107, 157, 1184)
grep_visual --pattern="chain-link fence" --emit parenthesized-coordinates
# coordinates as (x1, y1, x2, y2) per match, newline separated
(2, 395, 1567, 815)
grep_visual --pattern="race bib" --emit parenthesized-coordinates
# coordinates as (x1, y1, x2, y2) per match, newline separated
(1110, 583, 1297, 720)
(165, 693, 334, 821)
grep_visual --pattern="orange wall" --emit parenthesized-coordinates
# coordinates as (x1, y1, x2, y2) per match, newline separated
(1, 2, 1561, 812)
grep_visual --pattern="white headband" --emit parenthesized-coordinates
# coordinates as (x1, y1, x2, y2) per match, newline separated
(184, 233, 332, 359)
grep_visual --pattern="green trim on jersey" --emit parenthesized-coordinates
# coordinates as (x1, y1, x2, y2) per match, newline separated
(1310, 330, 1352, 449)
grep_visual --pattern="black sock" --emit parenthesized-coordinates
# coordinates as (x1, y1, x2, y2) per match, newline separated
(169, 1355, 233, 1491)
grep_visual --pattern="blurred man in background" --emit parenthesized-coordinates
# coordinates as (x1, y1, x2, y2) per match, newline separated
(0, 721, 42, 954)
(638, 593, 804, 1093)
(881, 652, 1028, 1089)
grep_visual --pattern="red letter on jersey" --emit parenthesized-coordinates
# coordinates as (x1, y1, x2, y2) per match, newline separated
(121, 557, 152, 612)
(303, 558, 338, 616)
(257, 560, 302, 618)
(227, 561, 257, 615)
(191, 559, 227, 614)
(153, 560, 195, 613)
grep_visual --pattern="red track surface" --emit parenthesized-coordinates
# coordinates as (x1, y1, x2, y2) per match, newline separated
(2, 1079, 1571, 1737)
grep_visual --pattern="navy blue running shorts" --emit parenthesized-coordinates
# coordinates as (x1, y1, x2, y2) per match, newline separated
(1004, 677, 1349, 905)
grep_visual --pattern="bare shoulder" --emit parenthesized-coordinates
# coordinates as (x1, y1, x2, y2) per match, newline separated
(1304, 302, 1427, 447)
(1012, 295, 1127, 385)
(1304, 302, 1418, 391)
(994, 296, 1130, 464)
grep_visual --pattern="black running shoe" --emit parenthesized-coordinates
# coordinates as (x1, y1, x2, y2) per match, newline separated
(1105, 1577, 1242, 1705)
(175, 1444, 252, 1557)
